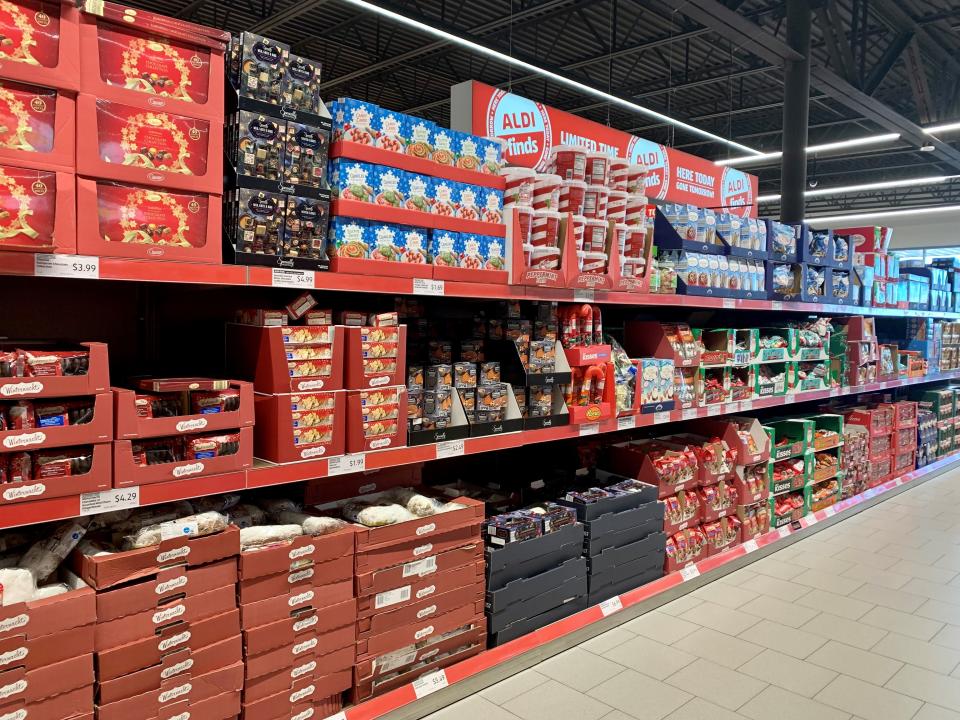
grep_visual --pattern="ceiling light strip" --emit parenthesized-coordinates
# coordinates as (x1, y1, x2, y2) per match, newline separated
(806, 204, 960, 224)
(758, 175, 957, 202)
(717, 132, 902, 167)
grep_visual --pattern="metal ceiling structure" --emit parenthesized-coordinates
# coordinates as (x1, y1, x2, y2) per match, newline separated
(138, 0, 960, 214)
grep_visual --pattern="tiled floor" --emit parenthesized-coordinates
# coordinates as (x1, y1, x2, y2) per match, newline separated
(424, 467, 960, 720)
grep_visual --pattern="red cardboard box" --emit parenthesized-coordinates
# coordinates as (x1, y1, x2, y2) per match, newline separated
(346, 386, 408, 453)
(238, 529, 355, 582)
(354, 542, 482, 599)
(243, 597, 356, 659)
(239, 579, 353, 630)
(348, 495, 483, 554)
(358, 579, 483, 638)
(241, 669, 350, 720)
(243, 643, 354, 703)
(343, 325, 407, 390)
(693, 417, 771, 465)
(0, 441, 110, 505)
(238, 554, 352, 607)
(76, 94, 222, 193)
(253, 390, 346, 463)
(113, 381, 253, 439)
(0, 164, 75, 254)
(0, 0, 80, 92)
(0, 653, 91, 712)
(76, 177, 222, 263)
(112, 425, 252, 488)
(0, 342, 108, 398)
(71, 525, 240, 590)
(0, 582, 94, 643)
(357, 559, 484, 619)
(226, 324, 344, 395)
(94, 663, 242, 720)
(0, 684, 92, 720)
(0, 391, 112, 451)
(354, 600, 485, 661)
(0, 82, 75, 172)
(0, 622, 92, 680)
(77, 11, 224, 121)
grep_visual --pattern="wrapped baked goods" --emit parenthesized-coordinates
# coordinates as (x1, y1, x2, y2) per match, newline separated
(258, 497, 301, 519)
(18, 520, 88, 583)
(229, 504, 268, 528)
(390, 488, 447, 517)
(342, 501, 417, 527)
(110, 501, 195, 535)
(122, 511, 229, 550)
(34, 584, 69, 599)
(239, 525, 302, 550)
(194, 493, 243, 513)
(0, 568, 35, 606)
(275, 511, 346, 536)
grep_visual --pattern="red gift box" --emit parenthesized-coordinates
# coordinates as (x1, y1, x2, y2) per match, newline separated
(253, 390, 345, 464)
(0, 441, 110, 506)
(344, 325, 407, 390)
(76, 94, 222, 193)
(0, 390, 112, 451)
(0, 0, 80, 92)
(76, 176, 221, 262)
(346, 386, 408, 453)
(113, 381, 254, 439)
(0, 80, 75, 172)
(0, 341, 108, 398)
(0, 163, 75, 253)
(226, 324, 344, 395)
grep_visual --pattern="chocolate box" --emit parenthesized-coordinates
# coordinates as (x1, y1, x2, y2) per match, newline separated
(77, 95, 222, 192)
(0, 163, 76, 254)
(0, 80, 75, 172)
(486, 523, 582, 590)
(0, 342, 109, 398)
(113, 381, 254, 439)
(226, 323, 344, 394)
(0, 391, 112, 450)
(253, 390, 346, 463)
(0, 440, 110, 505)
(0, 0, 81, 92)
(76, 177, 222, 263)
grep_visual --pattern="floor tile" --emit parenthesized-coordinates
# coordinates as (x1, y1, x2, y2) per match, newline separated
(738, 648, 837, 697)
(602, 634, 698, 681)
(792, 568, 864, 596)
(914, 704, 960, 720)
(904, 578, 960, 605)
(581, 626, 637, 655)
(816, 675, 921, 720)
(739, 594, 819, 629)
(502, 679, 611, 720)
(933, 624, 960, 651)
(800, 611, 888, 650)
(806, 640, 903, 685)
(536, 648, 625, 692)
(586, 670, 691, 720)
(842, 563, 911, 590)
(429, 695, 522, 720)
(739, 572, 812, 602)
(599, 712, 638, 720)
(835, 546, 900, 570)
(748, 557, 806, 581)
(849, 583, 927, 613)
(663, 697, 747, 720)
(858, 605, 943, 641)
(878, 542, 938, 563)
(622, 611, 700, 644)
(794, 588, 874, 620)
(915, 599, 960, 625)
(679, 601, 761, 636)
(872, 632, 960, 675)
(692, 581, 758, 610)
(656, 595, 704, 617)
(890, 559, 956, 584)
(739, 685, 851, 720)
(887, 664, 960, 708)
(665, 658, 767, 711)
(787, 550, 856, 576)
(480, 669, 548, 705)
(673, 627, 764, 669)
(739, 619, 828, 659)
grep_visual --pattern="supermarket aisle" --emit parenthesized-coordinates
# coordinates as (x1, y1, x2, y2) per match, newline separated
(426, 469, 960, 720)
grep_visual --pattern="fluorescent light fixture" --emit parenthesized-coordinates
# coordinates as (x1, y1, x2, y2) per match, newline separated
(717, 132, 901, 166)
(805, 204, 960, 224)
(335, 0, 762, 155)
(758, 174, 957, 202)
(924, 120, 960, 135)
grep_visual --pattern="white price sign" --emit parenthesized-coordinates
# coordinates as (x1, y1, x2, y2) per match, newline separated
(80, 486, 140, 515)
(654, 411, 671, 425)
(412, 669, 448, 698)
(617, 415, 636, 431)
(707, 405, 722, 416)
(573, 289, 595, 302)
(35, 253, 99, 280)
(722, 298, 736, 309)
(823, 506, 836, 518)
(742, 539, 759, 554)
(579, 423, 600, 437)
(771, 301, 783, 311)
(435, 439, 464, 459)
(682, 408, 698, 420)
(327, 453, 366, 476)
(599, 596, 623, 616)
(413, 278, 445, 296)
(778, 525, 791, 538)
(829, 388, 840, 397)
(271, 268, 315, 289)
(740, 400, 753, 412)
(680, 565, 701, 582)
(323, 713, 347, 720)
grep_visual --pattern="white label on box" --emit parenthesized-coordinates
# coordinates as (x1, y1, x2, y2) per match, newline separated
(175, 418, 207, 432)
(0, 382, 43, 397)
(707, 405, 721, 416)
(322, 713, 346, 720)
(34, 253, 100, 280)
(0, 616, 28, 634)
(171, 462, 204, 478)
(293, 638, 318, 655)
(160, 519, 199, 541)
(80, 486, 140, 516)
(0, 647, 26, 667)
(152, 604, 185, 625)
(413, 543, 433, 556)
(416, 605, 437, 619)
(289, 544, 315, 560)
(415, 523, 436, 536)
(722, 298, 736, 309)
(599, 596, 623, 616)
(0, 680, 26, 700)
(682, 408, 698, 420)
(157, 546, 190, 564)
(293, 615, 318, 632)
(403, 556, 437, 578)
(288, 590, 314, 607)
(158, 631, 190, 652)
(778, 526, 791, 538)
(579, 422, 600, 436)
(413, 278, 445, 296)
(680, 565, 701, 582)
(2, 483, 44, 501)
(288, 568, 314, 584)
(158, 683, 191, 704)
(414, 625, 434, 641)
(328, 453, 366, 476)
(742, 539, 759, 554)
(291, 660, 317, 679)
(377, 649, 418, 674)
(654, 411, 671, 425)
(3, 431, 45, 449)
(272, 268, 315, 289)
(375, 585, 411, 609)
(740, 400, 753, 412)
(436, 439, 465, 459)
(415, 585, 436, 600)
(161, 658, 193, 679)
(0, 709, 27, 720)
(617, 415, 636, 431)
(412, 669, 448, 698)
(289, 685, 316, 703)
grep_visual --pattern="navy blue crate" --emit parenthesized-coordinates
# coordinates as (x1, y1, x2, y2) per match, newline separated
(828, 267, 859, 306)
(765, 219, 802, 263)
(719, 231, 768, 260)
(766, 261, 832, 303)
(654, 207, 727, 255)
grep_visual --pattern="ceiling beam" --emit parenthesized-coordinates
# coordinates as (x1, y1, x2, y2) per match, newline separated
(815, 4, 855, 82)
(870, 0, 960, 77)
(249, 0, 332, 33)
(863, 30, 913, 95)
(903, 37, 935, 124)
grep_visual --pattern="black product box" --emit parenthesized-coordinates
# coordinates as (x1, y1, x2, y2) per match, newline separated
(486, 556, 586, 614)
(488, 595, 589, 647)
(584, 503, 664, 555)
(587, 562, 664, 606)
(487, 569, 588, 634)
(558, 473, 658, 521)
(485, 523, 584, 591)
(587, 533, 667, 576)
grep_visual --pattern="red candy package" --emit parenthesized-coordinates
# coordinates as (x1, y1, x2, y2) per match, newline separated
(184, 432, 240, 460)
(6, 401, 35, 429)
(6, 452, 31, 483)
(0, 0, 63, 69)
(0, 165, 58, 251)
(190, 389, 240, 414)
(0, 80, 58, 154)
(94, 182, 210, 248)
(33, 448, 93, 478)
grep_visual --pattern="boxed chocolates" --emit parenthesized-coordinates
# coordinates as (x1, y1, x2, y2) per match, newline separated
(0, 0, 81, 92)
(0, 79, 76, 172)
(0, 162, 76, 253)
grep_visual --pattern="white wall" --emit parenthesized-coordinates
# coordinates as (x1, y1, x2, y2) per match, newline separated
(886, 214, 960, 249)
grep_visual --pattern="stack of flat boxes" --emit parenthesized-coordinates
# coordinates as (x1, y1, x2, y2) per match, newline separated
(351, 497, 485, 703)
(892, 401, 919, 476)
(74, 527, 243, 720)
(844, 406, 895, 487)
(238, 527, 356, 720)
(914, 389, 955, 459)
(486, 520, 586, 647)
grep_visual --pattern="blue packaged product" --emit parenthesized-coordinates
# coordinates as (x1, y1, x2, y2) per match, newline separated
(431, 126, 457, 166)
(479, 186, 504, 224)
(432, 230, 460, 267)
(483, 236, 506, 270)
(478, 136, 504, 175)
(453, 131, 482, 172)
(330, 160, 375, 202)
(432, 178, 457, 217)
(402, 172, 432, 213)
(373, 108, 408, 152)
(397, 226, 430, 264)
(455, 183, 481, 221)
(370, 222, 401, 261)
(459, 233, 484, 270)
(330, 98, 378, 145)
(370, 165, 406, 208)
(330, 217, 370, 259)
(406, 117, 435, 161)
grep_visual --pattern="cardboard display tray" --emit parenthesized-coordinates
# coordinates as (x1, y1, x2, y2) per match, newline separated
(358, 559, 483, 618)
(487, 571, 588, 635)
(352, 622, 486, 682)
(354, 522, 483, 575)
(349, 643, 482, 704)
(584, 514, 663, 556)
(239, 579, 353, 629)
(241, 669, 351, 720)
(486, 557, 587, 614)
(587, 564, 664, 605)
(488, 596, 588, 647)
(354, 601, 485, 661)
(485, 523, 584, 592)
(358, 583, 484, 639)
(587, 532, 667, 576)
(238, 554, 353, 606)
(355, 542, 482, 598)
(0, 584, 95, 643)
(242, 597, 356, 657)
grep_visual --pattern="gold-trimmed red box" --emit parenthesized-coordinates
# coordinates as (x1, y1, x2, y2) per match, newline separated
(0, 391, 112, 452)
(0, 441, 110, 505)
(356, 559, 484, 619)
(112, 426, 252, 489)
(239, 579, 353, 631)
(71, 524, 240, 590)
(344, 325, 407, 390)
(0, 342, 108, 398)
(113, 381, 254, 439)
(354, 541, 482, 599)
(77, 9, 225, 122)
(0, 81, 75, 172)
(0, 164, 75, 254)
(226, 324, 345, 394)
(76, 94, 222, 193)
(253, 390, 346, 463)
(76, 176, 222, 263)
(0, 0, 81, 92)
(94, 664, 242, 720)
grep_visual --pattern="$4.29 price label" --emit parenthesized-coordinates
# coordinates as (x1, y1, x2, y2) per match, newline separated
(80, 486, 140, 515)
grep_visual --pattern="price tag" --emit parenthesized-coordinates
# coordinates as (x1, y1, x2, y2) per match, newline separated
(579, 423, 600, 437)
(599, 596, 623, 616)
(722, 298, 736, 309)
(412, 669, 448, 699)
(707, 405, 721, 416)
(829, 388, 840, 397)
(772, 301, 783, 311)
(785, 390, 798, 401)
(435, 439, 464, 459)
(617, 415, 636, 431)
(413, 278, 445, 296)
(654, 411, 671, 425)
(271, 268, 315, 289)
(323, 713, 347, 720)
(823, 506, 836, 518)
(778, 526, 791, 538)
(328, 453, 366, 476)
(742, 539, 759, 554)
(740, 400, 753, 412)
(573, 289, 595, 302)
(680, 565, 701, 582)
(682, 408, 698, 420)
(79, 486, 139, 515)
(35, 253, 100, 280)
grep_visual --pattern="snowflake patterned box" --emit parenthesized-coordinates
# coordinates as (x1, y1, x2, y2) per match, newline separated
(0, 0, 81, 92)
(76, 177, 221, 263)
(0, 162, 75, 254)
(0, 79, 75, 173)
(77, 95, 222, 193)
